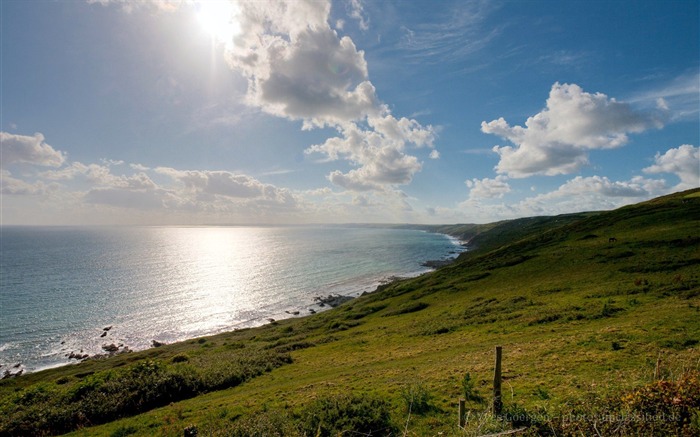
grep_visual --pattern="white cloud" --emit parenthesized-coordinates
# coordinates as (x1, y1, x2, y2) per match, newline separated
(157, 167, 260, 198)
(368, 114, 435, 148)
(457, 174, 671, 223)
(509, 175, 669, 216)
(399, 0, 500, 65)
(155, 167, 297, 207)
(327, 148, 421, 191)
(86, 0, 181, 13)
(40, 162, 89, 180)
(1, 132, 66, 168)
(88, 0, 437, 199)
(643, 144, 699, 190)
(346, 0, 369, 31)
(75, 165, 300, 217)
(130, 163, 151, 171)
(84, 187, 175, 210)
(224, 0, 438, 189)
(0, 170, 57, 195)
(482, 83, 664, 178)
(629, 71, 700, 121)
(306, 116, 435, 191)
(429, 150, 440, 159)
(225, 1, 378, 128)
(41, 161, 158, 190)
(466, 175, 510, 199)
(542, 175, 663, 198)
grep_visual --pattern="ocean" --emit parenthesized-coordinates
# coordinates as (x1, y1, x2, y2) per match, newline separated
(0, 225, 463, 373)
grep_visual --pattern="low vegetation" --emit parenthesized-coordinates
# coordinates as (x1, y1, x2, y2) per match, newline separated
(0, 347, 290, 435)
(1, 189, 698, 436)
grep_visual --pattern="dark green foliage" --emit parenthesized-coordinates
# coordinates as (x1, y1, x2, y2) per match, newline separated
(528, 313, 561, 325)
(272, 341, 315, 353)
(486, 370, 700, 436)
(660, 338, 699, 350)
(343, 303, 388, 320)
(462, 373, 484, 404)
(383, 301, 429, 316)
(298, 393, 395, 436)
(110, 424, 139, 437)
(419, 323, 457, 336)
(225, 410, 301, 437)
(325, 320, 361, 331)
(533, 386, 550, 400)
(464, 272, 491, 282)
(0, 351, 291, 436)
(224, 393, 395, 437)
(600, 301, 624, 318)
(400, 382, 433, 415)
(171, 353, 189, 363)
(550, 370, 700, 436)
(579, 234, 598, 240)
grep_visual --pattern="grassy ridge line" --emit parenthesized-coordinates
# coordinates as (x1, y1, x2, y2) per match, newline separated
(2, 189, 699, 436)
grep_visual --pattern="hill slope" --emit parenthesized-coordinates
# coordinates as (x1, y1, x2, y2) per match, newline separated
(1, 189, 699, 436)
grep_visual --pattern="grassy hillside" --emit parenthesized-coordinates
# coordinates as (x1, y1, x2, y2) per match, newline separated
(1, 189, 699, 436)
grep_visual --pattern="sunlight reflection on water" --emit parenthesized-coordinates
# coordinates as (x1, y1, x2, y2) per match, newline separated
(0, 225, 463, 371)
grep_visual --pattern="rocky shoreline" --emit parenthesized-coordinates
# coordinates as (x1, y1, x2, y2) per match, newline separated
(4, 244, 461, 377)
(421, 259, 455, 268)
(313, 294, 354, 308)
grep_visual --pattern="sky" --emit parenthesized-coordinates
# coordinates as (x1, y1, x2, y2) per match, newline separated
(1, 0, 698, 225)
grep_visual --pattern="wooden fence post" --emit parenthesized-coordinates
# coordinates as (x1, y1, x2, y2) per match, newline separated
(458, 398, 466, 428)
(492, 346, 502, 416)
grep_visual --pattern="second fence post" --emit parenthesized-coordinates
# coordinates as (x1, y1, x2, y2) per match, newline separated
(492, 345, 502, 416)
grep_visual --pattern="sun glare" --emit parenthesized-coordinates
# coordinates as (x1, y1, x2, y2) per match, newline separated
(196, 1, 240, 46)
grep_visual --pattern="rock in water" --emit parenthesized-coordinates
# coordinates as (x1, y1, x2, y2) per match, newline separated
(102, 343, 119, 353)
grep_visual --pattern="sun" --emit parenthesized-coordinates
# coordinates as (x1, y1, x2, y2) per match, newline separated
(195, 1, 240, 45)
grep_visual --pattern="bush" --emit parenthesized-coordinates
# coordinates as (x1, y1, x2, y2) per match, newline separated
(462, 373, 484, 404)
(383, 301, 429, 317)
(481, 371, 700, 436)
(226, 410, 301, 437)
(0, 351, 292, 436)
(172, 353, 189, 363)
(400, 382, 433, 415)
(297, 393, 395, 437)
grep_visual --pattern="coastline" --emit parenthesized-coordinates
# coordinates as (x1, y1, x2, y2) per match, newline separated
(1, 227, 464, 376)
(4, 272, 430, 377)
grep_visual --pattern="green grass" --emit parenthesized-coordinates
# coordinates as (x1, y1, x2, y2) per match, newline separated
(1, 188, 699, 436)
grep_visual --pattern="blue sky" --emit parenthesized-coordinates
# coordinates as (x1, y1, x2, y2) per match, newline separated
(1, 0, 698, 225)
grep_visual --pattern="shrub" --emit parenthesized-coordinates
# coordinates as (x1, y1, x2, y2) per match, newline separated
(462, 372, 484, 404)
(549, 370, 700, 436)
(500, 402, 547, 429)
(383, 301, 429, 317)
(400, 382, 433, 415)
(0, 350, 292, 436)
(172, 353, 189, 363)
(297, 393, 395, 437)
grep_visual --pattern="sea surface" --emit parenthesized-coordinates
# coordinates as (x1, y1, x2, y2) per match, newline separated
(0, 225, 463, 372)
